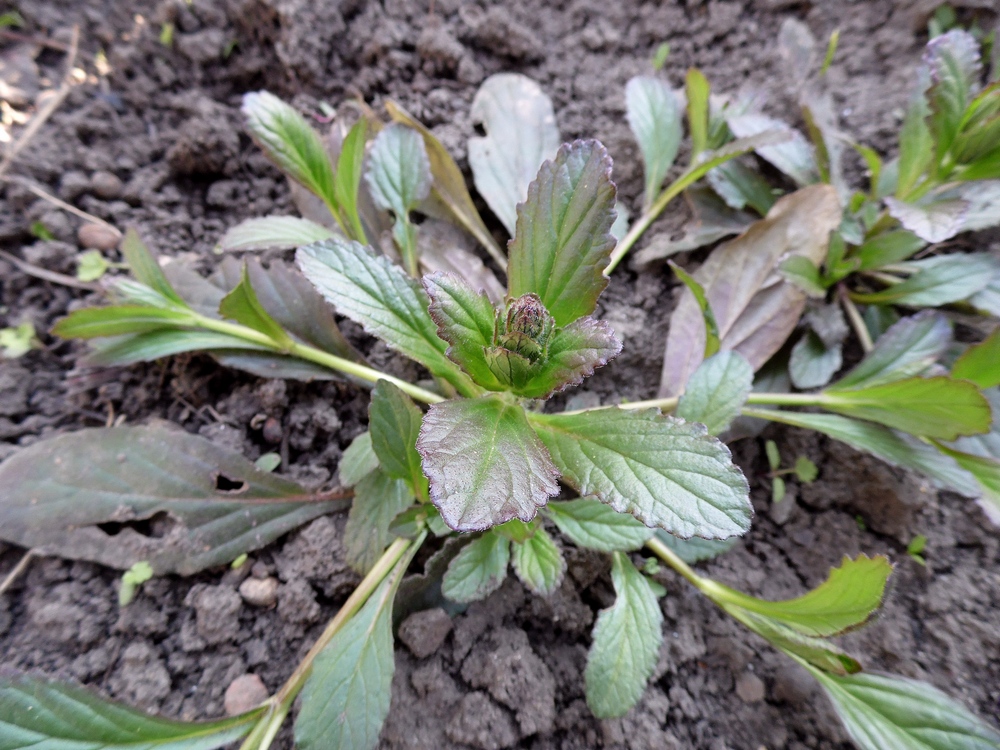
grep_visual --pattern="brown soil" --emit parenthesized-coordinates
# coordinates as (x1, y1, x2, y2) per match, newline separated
(1, 1, 999, 749)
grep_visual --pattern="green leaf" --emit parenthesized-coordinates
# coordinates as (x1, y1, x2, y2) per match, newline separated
(952, 328, 1000, 389)
(76, 249, 110, 282)
(766, 440, 781, 470)
(821, 376, 991, 440)
(339, 431, 380, 487)
(386, 101, 507, 269)
(660, 185, 842, 396)
(727, 113, 819, 186)
(423, 272, 503, 390)
(297, 237, 474, 394)
(676, 351, 754, 435)
(743, 410, 981, 499)
(85, 329, 273, 368)
(925, 29, 982, 162)
(853, 230, 926, 271)
(468, 73, 561, 237)
(778, 256, 827, 298)
(733, 608, 862, 675)
(545, 499, 654, 552)
(790, 331, 843, 390)
(0, 669, 264, 750)
(242, 91, 338, 215)
(810, 669, 1000, 750)
(585, 552, 664, 718)
(884, 194, 968, 243)
(685, 68, 710, 157)
(530, 408, 752, 539)
(219, 264, 295, 348)
(831, 310, 951, 389)
(369, 380, 426, 498)
(626, 75, 682, 208)
(511, 526, 565, 596)
(897, 97, 935, 198)
(517, 316, 622, 399)
(441, 530, 511, 603)
(706, 554, 892, 637)
(707, 159, 777, 215)
(669, 261, 720, 357)
(217, 216, 335, 252)
(52, 306, 195, 339)
(417, 396, 560, 531)
(345, 468, 414, 573)
(773, 475, 787, 503)
(932, 442, 1000, 522)
(852, 253, 998, 307)
(794, 455, 818, 482)
(334, 118, 369, 242)
(295, 555, 404, 750)
(120, 228, 187, 308)
(365, 123, 432, 219)
(652, 529, 737, 563)
(507, 140, 617, 328)
(0, 426, 345, 575)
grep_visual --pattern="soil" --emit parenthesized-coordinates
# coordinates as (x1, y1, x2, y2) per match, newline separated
(1, 1, 999, 749)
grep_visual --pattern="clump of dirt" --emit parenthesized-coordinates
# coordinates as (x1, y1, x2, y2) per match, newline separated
(1, 1, 999, 749)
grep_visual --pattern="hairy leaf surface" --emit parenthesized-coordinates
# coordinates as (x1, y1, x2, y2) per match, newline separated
(531, 408, 751, 539)
(418, 396, 560, 531)
(507, 140, 617, 327)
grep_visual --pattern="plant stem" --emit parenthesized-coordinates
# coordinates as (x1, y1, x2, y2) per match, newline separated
(558, 395, 680, 416)
(606, 177, 689, 274)
(745, 392, 831, 407)
(838, 285, 873, 353)
(0, 549, 35, 595)
(644, 535, 708, 591)
(240, 534, 424, 750)
(190, 313, 445, 405)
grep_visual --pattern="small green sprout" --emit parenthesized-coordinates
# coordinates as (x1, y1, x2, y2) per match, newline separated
(0, 322, 36, 358)
(254, 452, 281, 472)
(765, 440, 818, 502)
(231, 553, 249, 569)
(118, 561, 154, 606)
(907, 534, 928, 566)
(651, 42, 670, 71)
(29, 222, 54, 241)
(159, 22, 174, 47)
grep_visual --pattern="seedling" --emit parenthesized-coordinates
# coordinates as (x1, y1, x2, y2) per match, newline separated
(0, 321, 35, 358)
(907, 534, 928, 566)
(765, 439, 818, 503)
(118, 560, 153, 606)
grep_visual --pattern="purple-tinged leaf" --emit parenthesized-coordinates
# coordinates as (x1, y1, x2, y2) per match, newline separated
(517, 317, 622, 399)
(507, 140, 617, 327)
(0, 426, 346, 575)
(659, 185, 841, 396)
(727, 113, 819, 186)
(417, 396, 560, 531)
(885, 195, 967, 243)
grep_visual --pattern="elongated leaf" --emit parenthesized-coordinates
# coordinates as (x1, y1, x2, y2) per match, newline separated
(790, 332, 843, 390)
(708, 555, 892, 637)
(365, 123, 432, 219)
(822, 376, 991, 440)
(545, 499, 653, 552)
(219, 265, 294, 348)
(0, 426, 345, 575)
(531, 408, 751, 539)
(897, 97, 934, 198)
(441, 530, 510, 603)
(743, 409, 981, 498)
(810, 669, 1000, 750)
(853, 253, 998, 307)
(507, 140, 617, 327)
(335, 118, 368, 242)
(707, 158, 777, 215)
(217, 216, 335, 252)
(345, 468, 414, 573)
(511, 526, 565, 596)
(242, 91, 338, 213)
(885, 195, 968, 243)
(925, 29, 982, 160)
(85, 329, 273, 368)
(686, 68, 710, 157)
(339, 431, 379, 487)
(653, 529, 737, 562)
(386, 101, 507, 268)
(660, 185, 841, 396)
(518, 317, 622, 399)
(52, 306, 195, 339)
(952, 329, 1000, 389)
(369, 380, 426, 497)
(0, 669, 263, 750)
(120, 229, 187, 308)
(297, 238, 474, 393)
(733, 608, 862, 675)
(933, 442, 1000, 523)
(670, 261, 720, 357)
(585, 553, 664, 718)
(626, 76, 682, 207)
(468, 73, 561, 236)
(727, 113, 819, 185)
(831, 310, 951, 390)
(296, 556, 403, 750)
(417, 396, 560, 531)
(676, 351, 753, 435)
(423, 272, 503, 390)
(853, 230, 926, 271)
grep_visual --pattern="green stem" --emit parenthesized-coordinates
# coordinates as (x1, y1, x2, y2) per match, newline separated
(644, 535, 709, 592)
(745, 392, 831, 407)
(558, 395, 680, 416)
(190, 313, 444, 405)
(606, 176, 690, 274)
(838, 285, 873, 353)
(240, 534, 425, 750)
